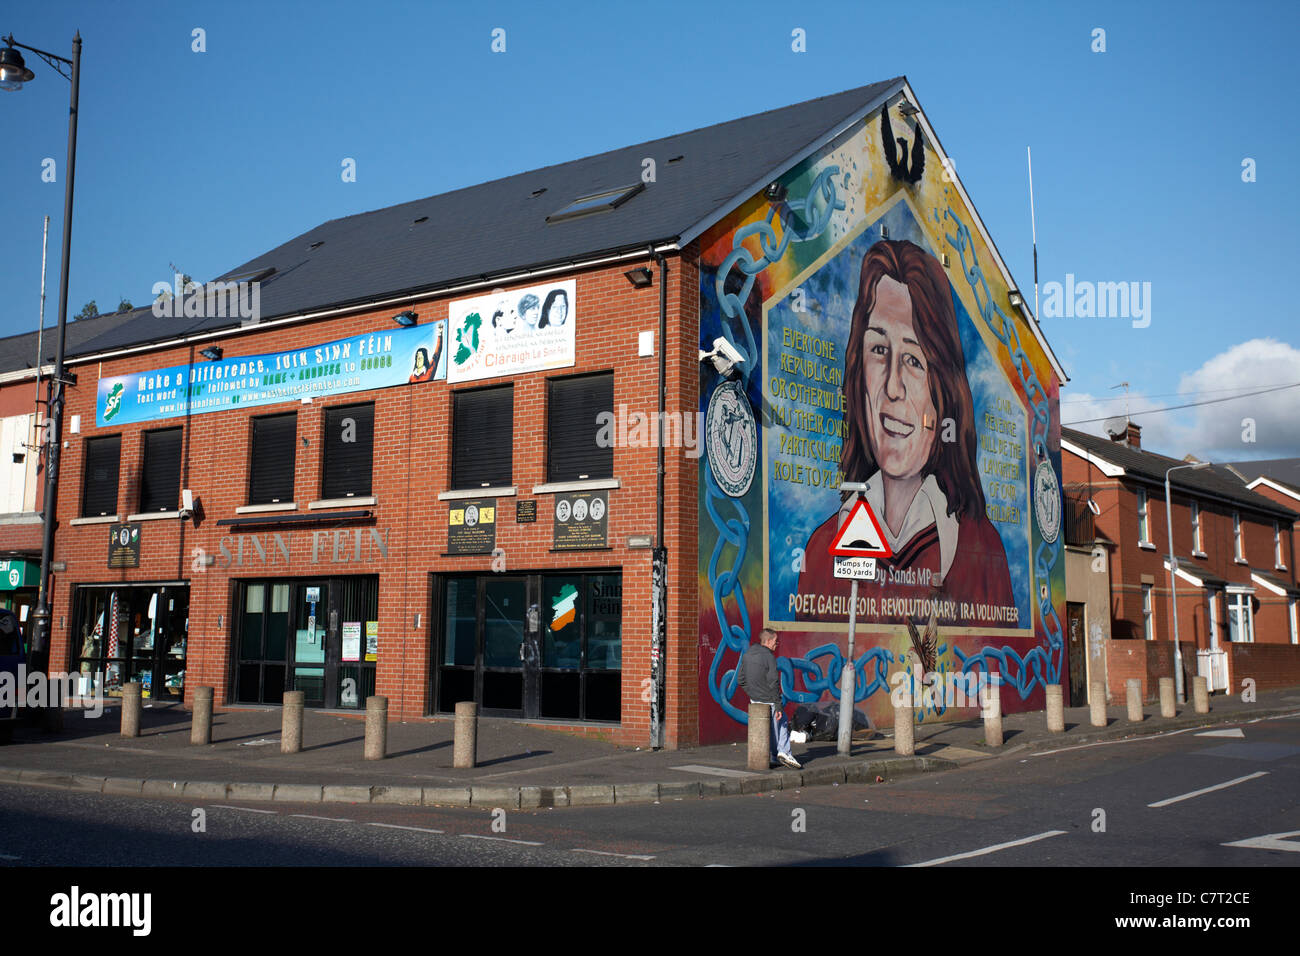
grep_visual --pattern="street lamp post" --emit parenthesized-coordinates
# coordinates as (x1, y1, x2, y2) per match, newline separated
(2, 32, 82, 687)
(1164, 461, 1210, 701)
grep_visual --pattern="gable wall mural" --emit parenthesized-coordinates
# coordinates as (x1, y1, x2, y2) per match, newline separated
(697, 95, 1066, 743)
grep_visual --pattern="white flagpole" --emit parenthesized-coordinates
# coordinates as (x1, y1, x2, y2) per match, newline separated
(1027, 146, 1039, 322)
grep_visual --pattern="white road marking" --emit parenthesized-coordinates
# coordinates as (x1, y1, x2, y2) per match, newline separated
(1222, 830, 1300, 853)
(367, 823, 444, 834)
(669, 764, 762, 778)
(571, 848, 656, 861)
(906, 830, 1067, 867)
(290, 814, 353, 822)
(1195, 728, 1245, 738)
(460, 834, 543, 846)
(1148, 771, 1269, 808)
(0, 853, 19, 860)
(211, 806, 277, 814)
(1030, 727, 1197, 756)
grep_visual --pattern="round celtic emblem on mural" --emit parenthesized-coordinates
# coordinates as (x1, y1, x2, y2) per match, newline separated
(1034, 459, 1061, 544)
(705, 380, 757, 498)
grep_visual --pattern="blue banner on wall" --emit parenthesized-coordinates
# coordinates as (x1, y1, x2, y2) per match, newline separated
(96, 321, 446, 427)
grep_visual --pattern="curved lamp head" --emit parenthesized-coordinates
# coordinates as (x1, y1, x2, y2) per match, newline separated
(0, 46, 35, 91)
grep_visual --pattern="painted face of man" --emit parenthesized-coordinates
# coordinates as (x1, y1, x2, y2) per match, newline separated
(522, 304, 541, 327)
(862, 276, 937, 482)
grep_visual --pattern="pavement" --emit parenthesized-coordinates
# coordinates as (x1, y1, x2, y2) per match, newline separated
(2, 687, 1298, 809)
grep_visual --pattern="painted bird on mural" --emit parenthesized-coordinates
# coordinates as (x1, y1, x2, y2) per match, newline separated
(905, 604, 938, 677)
(880, 106, 925, 185)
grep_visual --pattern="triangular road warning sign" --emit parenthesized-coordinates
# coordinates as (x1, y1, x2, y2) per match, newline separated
(828, 498, 893, 558)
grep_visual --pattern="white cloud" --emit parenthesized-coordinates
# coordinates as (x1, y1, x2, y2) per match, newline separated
(1059, 389, 1191, 453)
(1177, 338, 1300, 458)
(1061, 338, 1300, 460)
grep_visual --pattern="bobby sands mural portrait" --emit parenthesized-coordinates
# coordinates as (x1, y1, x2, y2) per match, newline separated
(795, 238, 1016, 626)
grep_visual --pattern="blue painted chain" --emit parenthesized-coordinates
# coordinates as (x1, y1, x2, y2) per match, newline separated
(942, 207, 1065, 695)
(705, 169, 898, 723)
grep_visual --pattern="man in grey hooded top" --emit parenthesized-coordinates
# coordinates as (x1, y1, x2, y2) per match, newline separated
(737, 627, 801, 769)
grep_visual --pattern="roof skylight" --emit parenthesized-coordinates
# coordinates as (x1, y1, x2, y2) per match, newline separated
(546, 182, 645, 223)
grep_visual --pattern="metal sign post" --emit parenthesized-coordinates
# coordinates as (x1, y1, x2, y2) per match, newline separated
(828, 482, 890, 756)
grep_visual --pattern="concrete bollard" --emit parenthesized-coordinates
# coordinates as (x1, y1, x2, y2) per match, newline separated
(364, 696, 388, 760)
(893, 690, 915, 756)
(983, 682, 1003, 747)
(281, 690, 304, 754)
(453, 700, 478, 768)
(1045, 684, 1065, 733)
(1193, 675, 1210, 714)
(1090, 680, 1108, 727)
(1159, 678, 1176, 719)
(120, 682, 142, 738)
(748, 702, 771, 771)
(191, 686, 213, 745)
(1126, 679, 1143, 722)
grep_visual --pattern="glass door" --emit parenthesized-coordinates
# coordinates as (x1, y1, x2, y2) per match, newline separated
(481, 577, 528, 715)
(151, 587, 189, 701)
(235, 582, 290, 704)
(292, 581, 329, 706)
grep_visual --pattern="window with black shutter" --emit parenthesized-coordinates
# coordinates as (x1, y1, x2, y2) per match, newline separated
(248, 413, 297, 504)
(547, 372, 613, 483)
(140, 427, 183, 512)
(322, 403, 374, 498)
(451, 385, 513, 489)
(81, 435, 121, 517)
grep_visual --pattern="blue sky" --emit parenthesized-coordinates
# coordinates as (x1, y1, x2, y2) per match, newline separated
(2, 0, 1297, 460)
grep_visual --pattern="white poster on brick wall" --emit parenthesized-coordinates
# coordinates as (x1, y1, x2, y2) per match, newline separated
(447, 279, 575, 383)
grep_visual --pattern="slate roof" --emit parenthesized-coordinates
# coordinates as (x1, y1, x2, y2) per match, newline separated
(0, 309, 152, 375)
(1250, 568, 1300, 596)
(1061, 427, 1299, 520)
(5, 77, 904, 370)
(1223, 458, 1300, 498)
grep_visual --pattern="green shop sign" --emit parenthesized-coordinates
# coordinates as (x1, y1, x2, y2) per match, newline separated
(0, 559, 38, 591)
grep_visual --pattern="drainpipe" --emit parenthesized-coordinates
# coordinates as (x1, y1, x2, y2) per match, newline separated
(650, 250, 668, 749)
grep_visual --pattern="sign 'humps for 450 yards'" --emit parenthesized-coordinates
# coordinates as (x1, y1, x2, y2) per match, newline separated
(447, 279, 575, 384)
(96, 322, 447, 427)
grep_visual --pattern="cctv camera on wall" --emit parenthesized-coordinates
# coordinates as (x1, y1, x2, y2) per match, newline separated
(699, 336, 745, 377)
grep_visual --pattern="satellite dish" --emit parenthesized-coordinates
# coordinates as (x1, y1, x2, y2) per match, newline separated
(1103, 416, 1129, 439)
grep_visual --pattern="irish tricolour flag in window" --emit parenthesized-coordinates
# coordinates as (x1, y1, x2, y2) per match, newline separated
(550, 584, 578, 632)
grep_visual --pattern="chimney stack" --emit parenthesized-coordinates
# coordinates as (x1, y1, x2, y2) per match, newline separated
(1124, 420, 1141, 449)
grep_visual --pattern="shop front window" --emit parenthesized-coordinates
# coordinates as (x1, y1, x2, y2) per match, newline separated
(435, 570, 622, 723)
(73, 585, 189, 700)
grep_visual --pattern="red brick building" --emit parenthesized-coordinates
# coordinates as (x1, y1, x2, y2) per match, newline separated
(2, 77, 1078, 745)
(1062, 424, 1300, 701)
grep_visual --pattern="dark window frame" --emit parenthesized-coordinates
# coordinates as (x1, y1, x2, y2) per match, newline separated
(546, 371, 614, 484)
(248, 412, 298, 505)
(450, 384, 514, 490)
(320, 401, 375, 499)
(81, 434, 121, 517)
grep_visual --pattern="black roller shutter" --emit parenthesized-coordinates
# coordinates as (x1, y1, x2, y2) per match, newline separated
(140, 427, 183, 512)
(452, 385, 513, 488)
(322, 403, 374, 498)
(81, 435, 120, 517)
(249, 413, 297, 504)
(547, 372, 613, 483)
